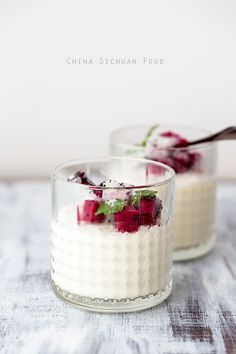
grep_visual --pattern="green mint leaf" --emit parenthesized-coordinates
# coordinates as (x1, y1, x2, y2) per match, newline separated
(136, 124, 159, 147)
(95, 199, 128, 216)
(131, 190, 157, 205)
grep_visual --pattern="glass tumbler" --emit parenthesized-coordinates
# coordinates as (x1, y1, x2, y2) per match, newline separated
(110, 125, 218, 261)
(51, 157, 175, 312)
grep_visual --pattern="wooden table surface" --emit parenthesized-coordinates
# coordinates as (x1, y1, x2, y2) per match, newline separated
(1, 182, 236, 354)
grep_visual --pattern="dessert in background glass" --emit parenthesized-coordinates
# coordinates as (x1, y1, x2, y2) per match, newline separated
(110, 125, 218, 261)
(51, 157, 175, 312)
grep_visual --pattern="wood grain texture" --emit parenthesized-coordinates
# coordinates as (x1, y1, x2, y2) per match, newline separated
(0, 182, 236, 354)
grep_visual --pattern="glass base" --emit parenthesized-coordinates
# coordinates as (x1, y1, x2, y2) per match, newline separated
(51, 280, 172, 313)
(173, 235, 215, 261)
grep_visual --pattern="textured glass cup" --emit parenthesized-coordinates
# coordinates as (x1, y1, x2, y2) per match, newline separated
(51, 157, 175, 312)
(110, 125, 217, 261)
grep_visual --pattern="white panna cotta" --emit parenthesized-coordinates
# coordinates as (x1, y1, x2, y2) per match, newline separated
(173, 173, 216, 259)
(51, 207, 172, 300)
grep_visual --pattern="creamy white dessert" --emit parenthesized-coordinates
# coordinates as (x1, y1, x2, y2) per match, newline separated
(174, 173, 216, 251)
(51, 207, 172, 300)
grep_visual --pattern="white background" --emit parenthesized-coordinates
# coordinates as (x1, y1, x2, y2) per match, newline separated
(0, 0, 235, 179)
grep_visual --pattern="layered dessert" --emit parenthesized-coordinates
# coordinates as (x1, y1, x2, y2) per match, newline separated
(51, 171, 172, 303)
(111, 125, 217, 260)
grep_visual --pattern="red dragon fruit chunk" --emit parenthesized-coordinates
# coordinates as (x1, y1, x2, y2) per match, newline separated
(139, 198, 157, 225)
(82, 200, 104, 223)
(147, 131, 201, 174)
(116, 222, 139, 233)
(115, 206, 139, 232)
(161, 131, 177, 138)
(140, 198, 155, 213)
(115, 206, 139, 223)
(93, 189, 103, 198)
(161, 131, 188, 147)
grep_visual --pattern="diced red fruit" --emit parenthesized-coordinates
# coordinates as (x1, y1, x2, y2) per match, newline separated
(115, 206, 139, 232)
(175, 138, 188, 147)
(173, 151, 191, 165)
(140, 213, 154, 225)
(161, 131, 178, 138)
(93, 189, 103, 198)
(172, 151, 200, 173)
(115, 206, 139, 223)
(114, 198, 162, 231)
(161, 131, 188, 147)
(154, 131, 201, 173)
(81, 200, 104, 223)
(140, 198, 154, 214)
(139, 197, 161, 225)
(115, 222, 139, 233)
(149, 152, 200, 175)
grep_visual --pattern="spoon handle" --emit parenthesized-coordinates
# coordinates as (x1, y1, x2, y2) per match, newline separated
(188, 126, 236, 146)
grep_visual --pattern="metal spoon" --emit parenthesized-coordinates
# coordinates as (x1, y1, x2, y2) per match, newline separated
(187, 126, 236, 146)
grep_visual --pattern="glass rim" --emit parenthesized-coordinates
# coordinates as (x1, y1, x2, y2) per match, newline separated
(52, 156, 175, 190)
(110, 124, 217, 151)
